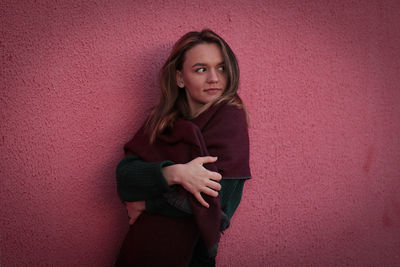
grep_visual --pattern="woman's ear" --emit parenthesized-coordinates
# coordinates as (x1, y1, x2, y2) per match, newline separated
(176, 71, 184, 88)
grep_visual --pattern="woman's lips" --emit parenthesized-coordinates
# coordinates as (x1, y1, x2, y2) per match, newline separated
(204, 88, 221, 94)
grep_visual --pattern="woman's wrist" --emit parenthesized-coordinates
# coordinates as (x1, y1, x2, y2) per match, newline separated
(162, 164, 181, 185)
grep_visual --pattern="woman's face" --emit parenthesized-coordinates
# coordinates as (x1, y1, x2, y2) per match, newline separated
(176, 43, 227, 115)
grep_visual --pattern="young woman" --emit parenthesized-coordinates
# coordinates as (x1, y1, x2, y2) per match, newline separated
(115, 29, 251, 267)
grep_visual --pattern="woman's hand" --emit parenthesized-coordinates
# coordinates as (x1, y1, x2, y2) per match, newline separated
(162, 156, 222, 208)
(125, 201, 145, 225)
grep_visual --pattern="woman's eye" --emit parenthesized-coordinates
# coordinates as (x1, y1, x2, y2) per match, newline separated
(196, 68, 206, 73)
(218, 66, 225, 71)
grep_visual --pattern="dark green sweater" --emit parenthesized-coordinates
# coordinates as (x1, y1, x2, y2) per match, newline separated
(116, 154, 245, 226)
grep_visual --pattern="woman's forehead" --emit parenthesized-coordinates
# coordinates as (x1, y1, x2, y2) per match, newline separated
(184, 43, 223, 66)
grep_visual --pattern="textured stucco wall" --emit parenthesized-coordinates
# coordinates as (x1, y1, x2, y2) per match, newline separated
(1, 0, 400, 266)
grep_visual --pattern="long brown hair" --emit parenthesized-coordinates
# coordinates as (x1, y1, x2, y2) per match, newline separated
(146, 29, 246, 143)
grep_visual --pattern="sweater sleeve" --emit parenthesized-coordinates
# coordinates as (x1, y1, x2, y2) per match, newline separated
(219, 179, 245, 220)
(116, 154, 173, 201)
(145, 177, 246, 223)
(116, 154, 190, 217)
(116, 154, 246, 220)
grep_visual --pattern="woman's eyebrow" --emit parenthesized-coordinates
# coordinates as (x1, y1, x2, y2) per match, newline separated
(191, 61, 225, 68)
(191, 63, 207, 68)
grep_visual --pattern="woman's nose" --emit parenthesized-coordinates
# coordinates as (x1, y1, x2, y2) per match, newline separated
(207, 69, 219, 83)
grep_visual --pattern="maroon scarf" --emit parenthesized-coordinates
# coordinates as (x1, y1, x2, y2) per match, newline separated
(116, 101, 251, 267)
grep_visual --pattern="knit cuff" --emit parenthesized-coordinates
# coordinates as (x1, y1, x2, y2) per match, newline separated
(158, 160, 175, 191)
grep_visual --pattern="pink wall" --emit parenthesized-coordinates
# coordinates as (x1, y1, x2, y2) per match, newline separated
(1, 0, 400, 266)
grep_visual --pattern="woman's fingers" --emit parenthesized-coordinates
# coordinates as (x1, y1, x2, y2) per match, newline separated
(195, 193, 210, 208)
(128, 211, 142, 225)
(194, 187, 220, 208)
(195, 156, 218, 165)
(207, 170, 222, 181)
(176, 156, 225, 207)
(202, 187, 219, 198)
(207, 180, 222, 191)
(194, 156, 223, 182)
(127, 207, 143, 225)
(125, 201, 145, 225)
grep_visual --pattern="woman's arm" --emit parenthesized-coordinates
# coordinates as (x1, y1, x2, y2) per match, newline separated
(117, 154, 223, 224)
(123, 178, 246, 227)
(161, 156, 222, 208)
(143, 178, 246, 229)
(116, 154, 174, 201)
(117, 154, 188, 224)
(219, 179, 246, 230)
(117, 154, 222, 204)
